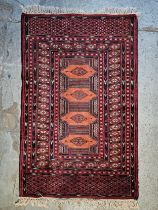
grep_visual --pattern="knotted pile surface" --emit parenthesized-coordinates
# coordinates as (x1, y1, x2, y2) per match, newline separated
(20, 13, 138, 199)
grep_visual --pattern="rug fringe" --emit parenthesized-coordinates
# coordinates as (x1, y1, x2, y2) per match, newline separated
(15, 197, 139, 209)
(22, 6, 140, 16)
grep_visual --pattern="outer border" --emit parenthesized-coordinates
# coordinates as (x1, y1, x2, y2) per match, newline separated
(20, 13, 138, 199)
(133, 14, 139, 199)
(19, 13, 25, 196)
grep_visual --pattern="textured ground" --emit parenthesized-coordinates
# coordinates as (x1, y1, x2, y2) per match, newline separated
(0, 0, 158, 210)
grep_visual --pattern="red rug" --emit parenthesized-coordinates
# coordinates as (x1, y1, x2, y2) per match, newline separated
(20, 13, 138, 199)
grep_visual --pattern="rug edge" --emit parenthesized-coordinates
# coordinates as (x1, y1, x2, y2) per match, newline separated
(19, 12, 139, 200)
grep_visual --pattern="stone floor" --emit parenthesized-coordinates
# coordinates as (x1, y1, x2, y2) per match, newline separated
(0, 0, 158, 209)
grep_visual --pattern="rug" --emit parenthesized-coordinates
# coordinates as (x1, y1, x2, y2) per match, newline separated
(20, 12, 138, 199)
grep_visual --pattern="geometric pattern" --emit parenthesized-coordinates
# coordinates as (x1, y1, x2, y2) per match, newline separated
(61, 88, 97, 102)
(26, 174, 131, 196)
(60, 135, 97, 149)
(61, 65, 95, 78)
(60, 63, 97, 152)
(61, 112, 97, 125)
(20, 13, 138, 199)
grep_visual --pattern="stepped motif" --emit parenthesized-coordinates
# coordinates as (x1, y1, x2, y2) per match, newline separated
(60, 64, 97, 150)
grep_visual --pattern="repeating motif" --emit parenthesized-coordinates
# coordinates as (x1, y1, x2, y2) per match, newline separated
(28, 16, 131, 36)
(26, 174, 131, 196)
(60, 63, 98, 154)
(20, 14, 138, 198)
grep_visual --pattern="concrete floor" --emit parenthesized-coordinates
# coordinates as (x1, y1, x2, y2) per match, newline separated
(0, 0, 158, 209)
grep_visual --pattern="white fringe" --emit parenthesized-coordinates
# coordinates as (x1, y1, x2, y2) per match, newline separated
(15, 197, 139, 209)
(22, 6, 140, 16)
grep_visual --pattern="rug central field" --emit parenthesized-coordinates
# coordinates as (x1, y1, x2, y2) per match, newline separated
(20, 13, 138, 199)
